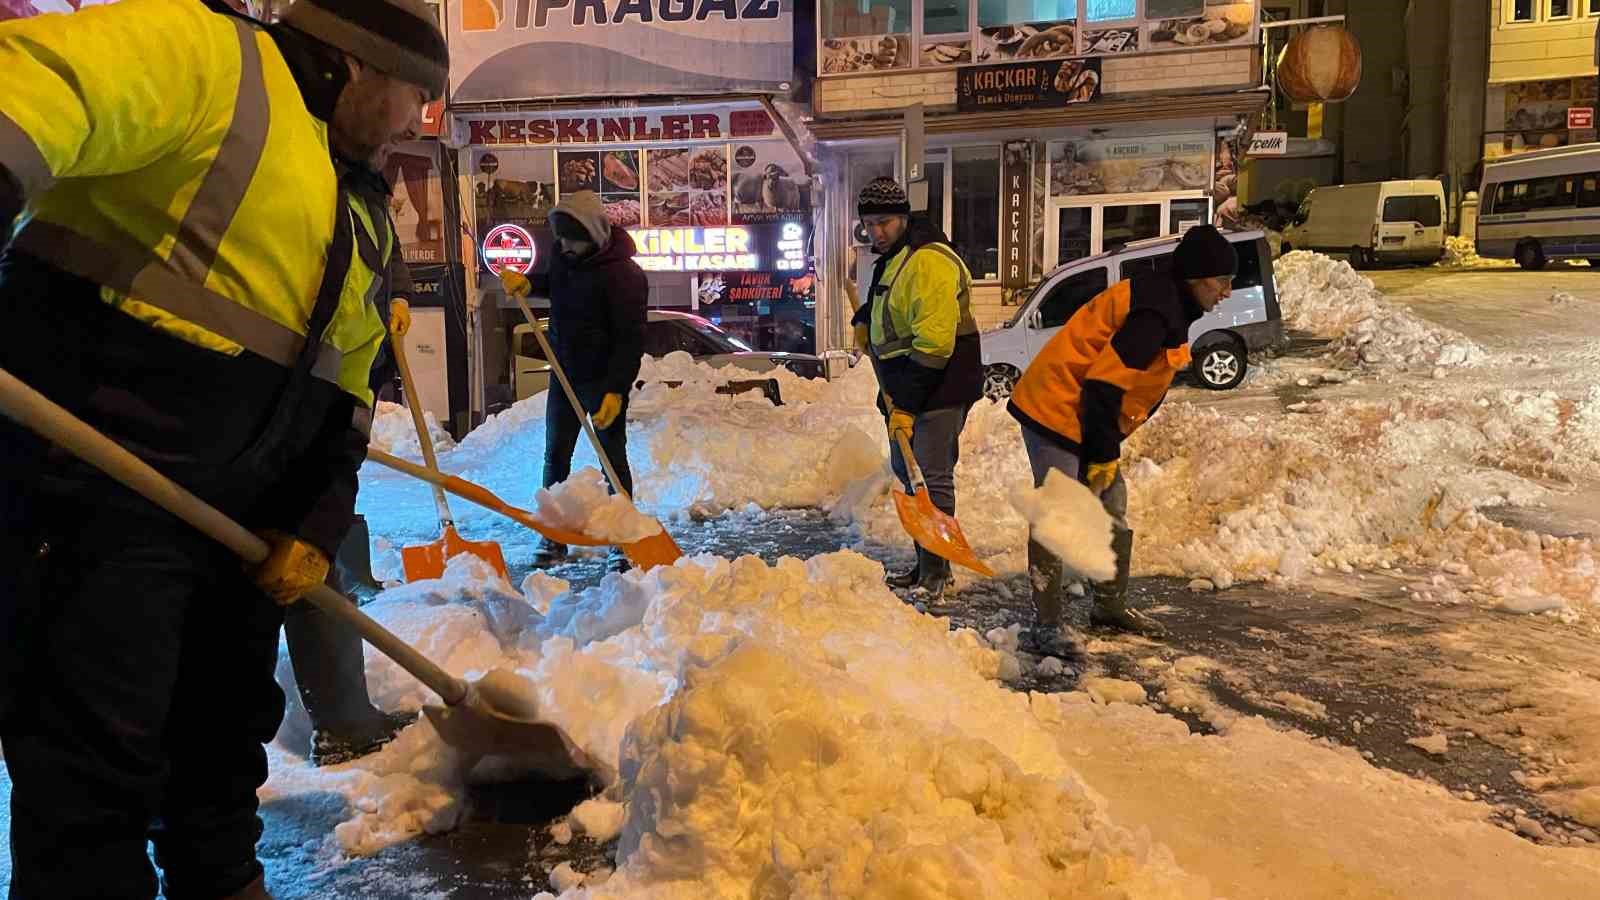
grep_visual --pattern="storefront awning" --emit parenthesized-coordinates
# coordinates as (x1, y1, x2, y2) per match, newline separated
(809, 90, 1270, 142)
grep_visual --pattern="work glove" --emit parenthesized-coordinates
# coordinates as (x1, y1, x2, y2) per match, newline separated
(592, 392, 624, 429)
(500, 269, 532, 298)
(251, 531, 331, 606)
(1085, 460, 1119, 496)
(888, 408, 916, 443)
(389, 299, 411, 337)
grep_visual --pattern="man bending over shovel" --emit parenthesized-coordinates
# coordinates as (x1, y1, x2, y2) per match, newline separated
(852, 178, 984, 603)
(1009, 225, 1237, 653)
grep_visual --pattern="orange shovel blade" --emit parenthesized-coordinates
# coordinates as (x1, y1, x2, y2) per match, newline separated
(401, 525, 511, 582)
(621, 529, 684, 573)
(891, 486, 996, 578)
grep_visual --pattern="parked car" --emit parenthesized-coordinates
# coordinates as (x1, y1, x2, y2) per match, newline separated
(511, 310, 825, 401)
(1281, 179, 1446, 268)
(980, 229, 1285, 396)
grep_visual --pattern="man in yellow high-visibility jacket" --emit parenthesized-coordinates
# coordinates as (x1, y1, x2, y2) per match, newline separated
(0, 1, 447, 897)
(851, 177, 984, 603)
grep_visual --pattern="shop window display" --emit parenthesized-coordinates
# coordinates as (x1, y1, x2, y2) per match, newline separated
(821, 0, 913, 73)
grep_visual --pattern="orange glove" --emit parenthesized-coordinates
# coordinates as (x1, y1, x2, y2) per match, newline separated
(888, 408, 916, 442)
(500, 269, 532, 298)
(592, 392, 624, 429)
(1086, 460, 1119, 496)
(388, 299, 411, 337)
(252, 531, 331, 606)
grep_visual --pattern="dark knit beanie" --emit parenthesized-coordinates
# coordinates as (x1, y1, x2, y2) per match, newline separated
(282, 0, 449, 100)
(857, 177, 911, 217)
(1172, 225, 1238, 280)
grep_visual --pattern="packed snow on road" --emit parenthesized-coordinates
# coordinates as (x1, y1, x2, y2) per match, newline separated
(262, 252, 1600, 897)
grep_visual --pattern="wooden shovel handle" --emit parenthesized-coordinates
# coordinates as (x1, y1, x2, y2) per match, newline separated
(0, 366, 469, 706)
(389, 316, 454, 528)
(893, 431, 928, 494)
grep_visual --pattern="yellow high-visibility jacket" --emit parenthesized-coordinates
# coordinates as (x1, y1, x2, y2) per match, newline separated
(0, 0, 387, 407)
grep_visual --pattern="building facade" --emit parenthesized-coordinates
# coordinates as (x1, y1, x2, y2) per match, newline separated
(809, 0, 1269, 340)
(1485, 0, 1600, 159)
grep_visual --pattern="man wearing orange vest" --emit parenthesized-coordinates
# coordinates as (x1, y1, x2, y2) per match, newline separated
(1009, 225, 1237, 651)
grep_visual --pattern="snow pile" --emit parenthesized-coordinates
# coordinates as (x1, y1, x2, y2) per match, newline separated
(1436, 235, 1515, 269)
(1274, 251, 1485, 369)
(369, 400, 456, 457)
(535, 467, 663, 542)
(270, 552, 1205, 897)
(1008, 469, 1116, 581)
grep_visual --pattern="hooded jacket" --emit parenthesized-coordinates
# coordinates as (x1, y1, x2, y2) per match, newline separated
(851, 216, 984, 414)
(527, 191, 648, 398)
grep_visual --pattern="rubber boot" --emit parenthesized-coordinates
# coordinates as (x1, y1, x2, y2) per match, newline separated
(885, 545, 922, 589)
(908, 546, 952, 604)
(1089, 528, 1166, 637)
(333, 514, 379, 591)
(532, 537, 568, 568)
(283, 588, 412, 767)
(1025, 537, 1080, 659)
(605, 547, 631, 574)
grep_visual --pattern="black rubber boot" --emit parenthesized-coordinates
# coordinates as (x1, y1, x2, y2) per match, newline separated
(532, 537, 568, 568)
(907, 546, 952, 604)
(284, 587, 413, 766)
(885, 546, 922, 589)
(605, 547, 631, 574)
(1025, 536, 1081, 659)
(1089, 528, 1167, 637)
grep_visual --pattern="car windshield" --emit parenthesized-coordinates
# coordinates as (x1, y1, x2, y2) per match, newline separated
(678, 316, 754, 353)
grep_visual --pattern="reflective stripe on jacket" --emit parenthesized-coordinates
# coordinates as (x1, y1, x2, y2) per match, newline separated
(0, 0, 386, 406)
(1008, 275, 1201, 464)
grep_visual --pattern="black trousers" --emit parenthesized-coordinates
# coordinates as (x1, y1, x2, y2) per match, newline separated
(1, 444, 284, 900)
(542, 380, 632, 498)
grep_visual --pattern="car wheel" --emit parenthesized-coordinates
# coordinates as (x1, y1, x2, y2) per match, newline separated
(1587, 259, 1600, 268)
(1516, 241, 1547, 271)
(982, 364, 1021, 401)
(1192, 337, 1248, 391)
(1348, 246, 1369, 270)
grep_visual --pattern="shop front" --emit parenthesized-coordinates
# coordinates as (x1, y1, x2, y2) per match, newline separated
(440, 0, 807, 417)
(809, 0, 1268, 342)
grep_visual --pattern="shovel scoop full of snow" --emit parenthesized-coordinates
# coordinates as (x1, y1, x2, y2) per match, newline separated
(891, 433, 996, 577)
(1008, 469, 1116, 582)
(425, 667, 601, 781)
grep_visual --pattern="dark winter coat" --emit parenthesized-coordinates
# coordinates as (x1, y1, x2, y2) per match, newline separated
(528, 193, 648, 398)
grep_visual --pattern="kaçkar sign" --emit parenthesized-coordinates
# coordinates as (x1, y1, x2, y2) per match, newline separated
(449, 0, 792, 101)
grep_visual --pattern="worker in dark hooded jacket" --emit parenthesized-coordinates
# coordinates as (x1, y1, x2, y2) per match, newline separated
(852, 177, 984, 602)
(501, 190, 647, 573)
(1009, 225, 1237, 652)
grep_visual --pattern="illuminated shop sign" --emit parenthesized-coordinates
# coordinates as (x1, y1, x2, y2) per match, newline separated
(626, 222, 808, 272)
(481, 223, 538, 276)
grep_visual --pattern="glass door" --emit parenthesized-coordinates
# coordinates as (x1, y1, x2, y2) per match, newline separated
(1046, 194, 1212, 269)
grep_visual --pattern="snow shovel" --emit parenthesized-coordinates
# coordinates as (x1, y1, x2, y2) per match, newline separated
(501, 278, 682, 572)
(891, 431, 995, 578)
(0, 366, 591, 774)
(388, 309, 510, 582)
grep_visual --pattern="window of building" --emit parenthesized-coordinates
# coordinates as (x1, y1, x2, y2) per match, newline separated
(978, 0, 1074, 28)
(1510, 0, 1535, 22)
(822, 0, 913, 38)
(1590, 0, 1600, 15)
(1169, 199, 1211, 234)
(923, 0, 969, 35)
(1550, 0, 1572, 19)
(1085, 0, 1136, 22)
(1147, 0, 1205, 16)
(951, 146, 1002, 279)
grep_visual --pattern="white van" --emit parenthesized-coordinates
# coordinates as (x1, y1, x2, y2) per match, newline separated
(981, 230, 1285, 396)
(1477, 143, 1600, 269)
(1281, 179, 1446, 268)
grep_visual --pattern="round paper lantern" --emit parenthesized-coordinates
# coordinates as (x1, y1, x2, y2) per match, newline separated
(1276, 25, 1363, 104)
